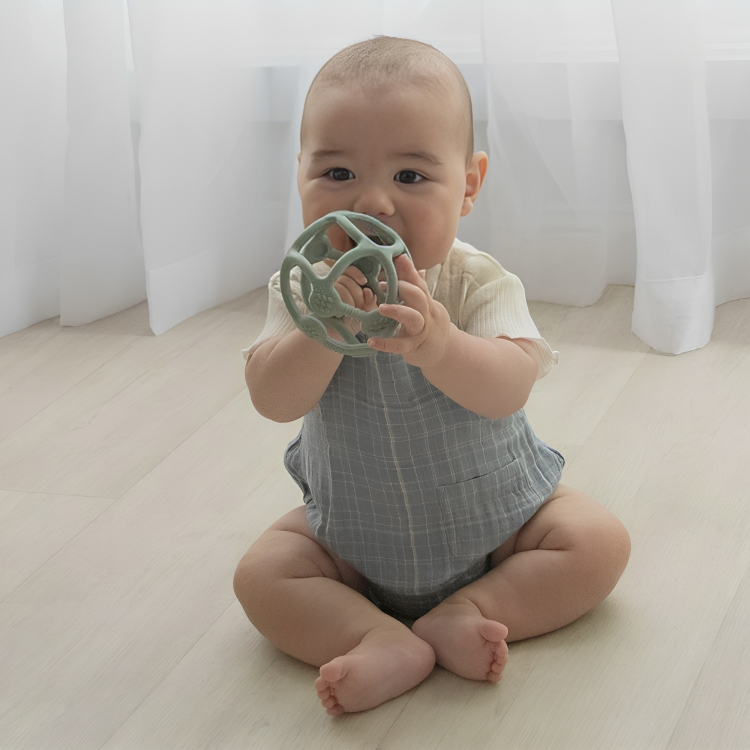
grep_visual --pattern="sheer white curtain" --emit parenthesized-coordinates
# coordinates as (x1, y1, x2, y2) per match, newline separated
(483, 0, 750, 353)
(2, 1, 749, 353)
(1, 0, 67, 335)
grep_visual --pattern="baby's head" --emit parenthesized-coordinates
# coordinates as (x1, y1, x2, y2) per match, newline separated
(297, 37, 487, 270)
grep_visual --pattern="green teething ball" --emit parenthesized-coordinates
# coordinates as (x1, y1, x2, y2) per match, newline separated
(279, 211, 410, 357)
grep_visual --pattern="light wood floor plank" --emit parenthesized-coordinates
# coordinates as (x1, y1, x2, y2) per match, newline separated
(666, 557, 750, 750)
(0, 490, 113, 602)
(559, 297, 750, 525)
(665, 374, 750, 749)
(0, 393, 301, 749)
(526, 286, 650, 448)
(550, 444, 582, 479)
(0, 305, 150, 442)
(378, 642, 546, 750)
(101, 602, 411, 750)
(0, 290, 267, 498)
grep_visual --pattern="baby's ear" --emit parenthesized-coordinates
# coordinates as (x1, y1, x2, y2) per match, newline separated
(461, 151, 488, 216)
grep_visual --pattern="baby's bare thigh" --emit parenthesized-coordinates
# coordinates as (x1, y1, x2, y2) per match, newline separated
(255, 506, 369, 594)
(490, 483, 627, 566)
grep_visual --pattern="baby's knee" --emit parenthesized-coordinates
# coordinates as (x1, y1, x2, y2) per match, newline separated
(591, 510, 631, 574)
(544, 497, 631, 591)
(233, 529, 339, 607)
(233, 547, 259, 593)
(576, 511, 631, 595)
(233, 547, 266, 613)
(609, 515, 631, 570)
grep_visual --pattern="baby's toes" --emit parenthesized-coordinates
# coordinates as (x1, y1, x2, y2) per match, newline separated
(478, 619, 508, 644)
(321, 694, 338, 709)
(314, 676, 332, 697)
(488, 661, 504, 681)
(314, 675, 345, 714)
(492, 657, 508, 675)
(493, 639, 509, 661)
(315, 683, 341, 709)
(488, 645, 509, 681)
(326, 701, 345, 717)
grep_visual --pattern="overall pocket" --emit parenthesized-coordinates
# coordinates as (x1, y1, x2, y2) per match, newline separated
(438, 458, 535, 558)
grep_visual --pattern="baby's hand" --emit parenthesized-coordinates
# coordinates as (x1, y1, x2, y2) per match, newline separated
(368, 254, 451, 369)
(323, 259, 378, 335)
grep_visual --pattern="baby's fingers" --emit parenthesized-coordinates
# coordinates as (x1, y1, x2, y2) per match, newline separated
(363, 287, 378, 312)
(342, 264, 368, 286)
(335, 275, 367, 309)
(375, 303, 425, 338)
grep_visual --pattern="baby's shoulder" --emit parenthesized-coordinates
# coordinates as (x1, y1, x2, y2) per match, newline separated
(445, 240, 515, 288)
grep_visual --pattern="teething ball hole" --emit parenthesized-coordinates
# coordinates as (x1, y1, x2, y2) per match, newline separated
(324, 216, 395, 253)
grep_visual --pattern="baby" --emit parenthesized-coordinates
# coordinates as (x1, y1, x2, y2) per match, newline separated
(234, 37, 631, 716)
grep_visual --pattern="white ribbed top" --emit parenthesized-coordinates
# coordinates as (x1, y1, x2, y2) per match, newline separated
(243, 238, 559, 379)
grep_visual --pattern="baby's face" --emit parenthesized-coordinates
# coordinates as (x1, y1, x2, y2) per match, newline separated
(298, 82, 485, 270)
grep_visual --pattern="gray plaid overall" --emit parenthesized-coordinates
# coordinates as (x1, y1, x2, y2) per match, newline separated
(284, 349, 564, 620)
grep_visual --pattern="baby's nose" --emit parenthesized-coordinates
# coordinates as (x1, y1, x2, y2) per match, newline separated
(352, 186, 394, 218)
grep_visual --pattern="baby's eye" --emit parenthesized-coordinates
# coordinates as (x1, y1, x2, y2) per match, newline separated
(326, 168, 354, 181)
(394, 170, 424, 184)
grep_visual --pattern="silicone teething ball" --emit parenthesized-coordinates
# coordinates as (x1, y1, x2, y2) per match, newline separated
(279, 211, 410, 357)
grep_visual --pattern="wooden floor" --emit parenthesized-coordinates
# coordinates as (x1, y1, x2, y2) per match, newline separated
(1, 285, 749, 750)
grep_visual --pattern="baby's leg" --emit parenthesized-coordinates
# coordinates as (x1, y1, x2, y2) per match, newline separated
(233, 506, 435, 715)
(413, 484, 630, 681)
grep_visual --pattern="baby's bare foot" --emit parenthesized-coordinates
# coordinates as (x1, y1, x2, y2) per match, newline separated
(314, 625, 435, 716)
(412, 598, 509, 682)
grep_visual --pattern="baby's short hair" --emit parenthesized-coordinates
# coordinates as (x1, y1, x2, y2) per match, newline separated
(302, 36, 474, 161)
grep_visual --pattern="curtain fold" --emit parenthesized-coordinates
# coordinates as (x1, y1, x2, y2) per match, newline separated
(0, 0, 67, 339)
(482, 0, 633, 312)
(1, 0, 749, 355)
(61, 0, 145, 327)
(612, 0, 715, 353)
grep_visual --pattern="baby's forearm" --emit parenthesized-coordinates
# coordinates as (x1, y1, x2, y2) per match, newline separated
(419, 325, 538, 420)
(246, 329, 343, 422)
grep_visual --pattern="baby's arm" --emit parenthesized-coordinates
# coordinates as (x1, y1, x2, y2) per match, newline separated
(246, 329, 344, 423)
(420, 331, 538, 420)
(368, 255, 538, 420)
(247, 263, 377, 423)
